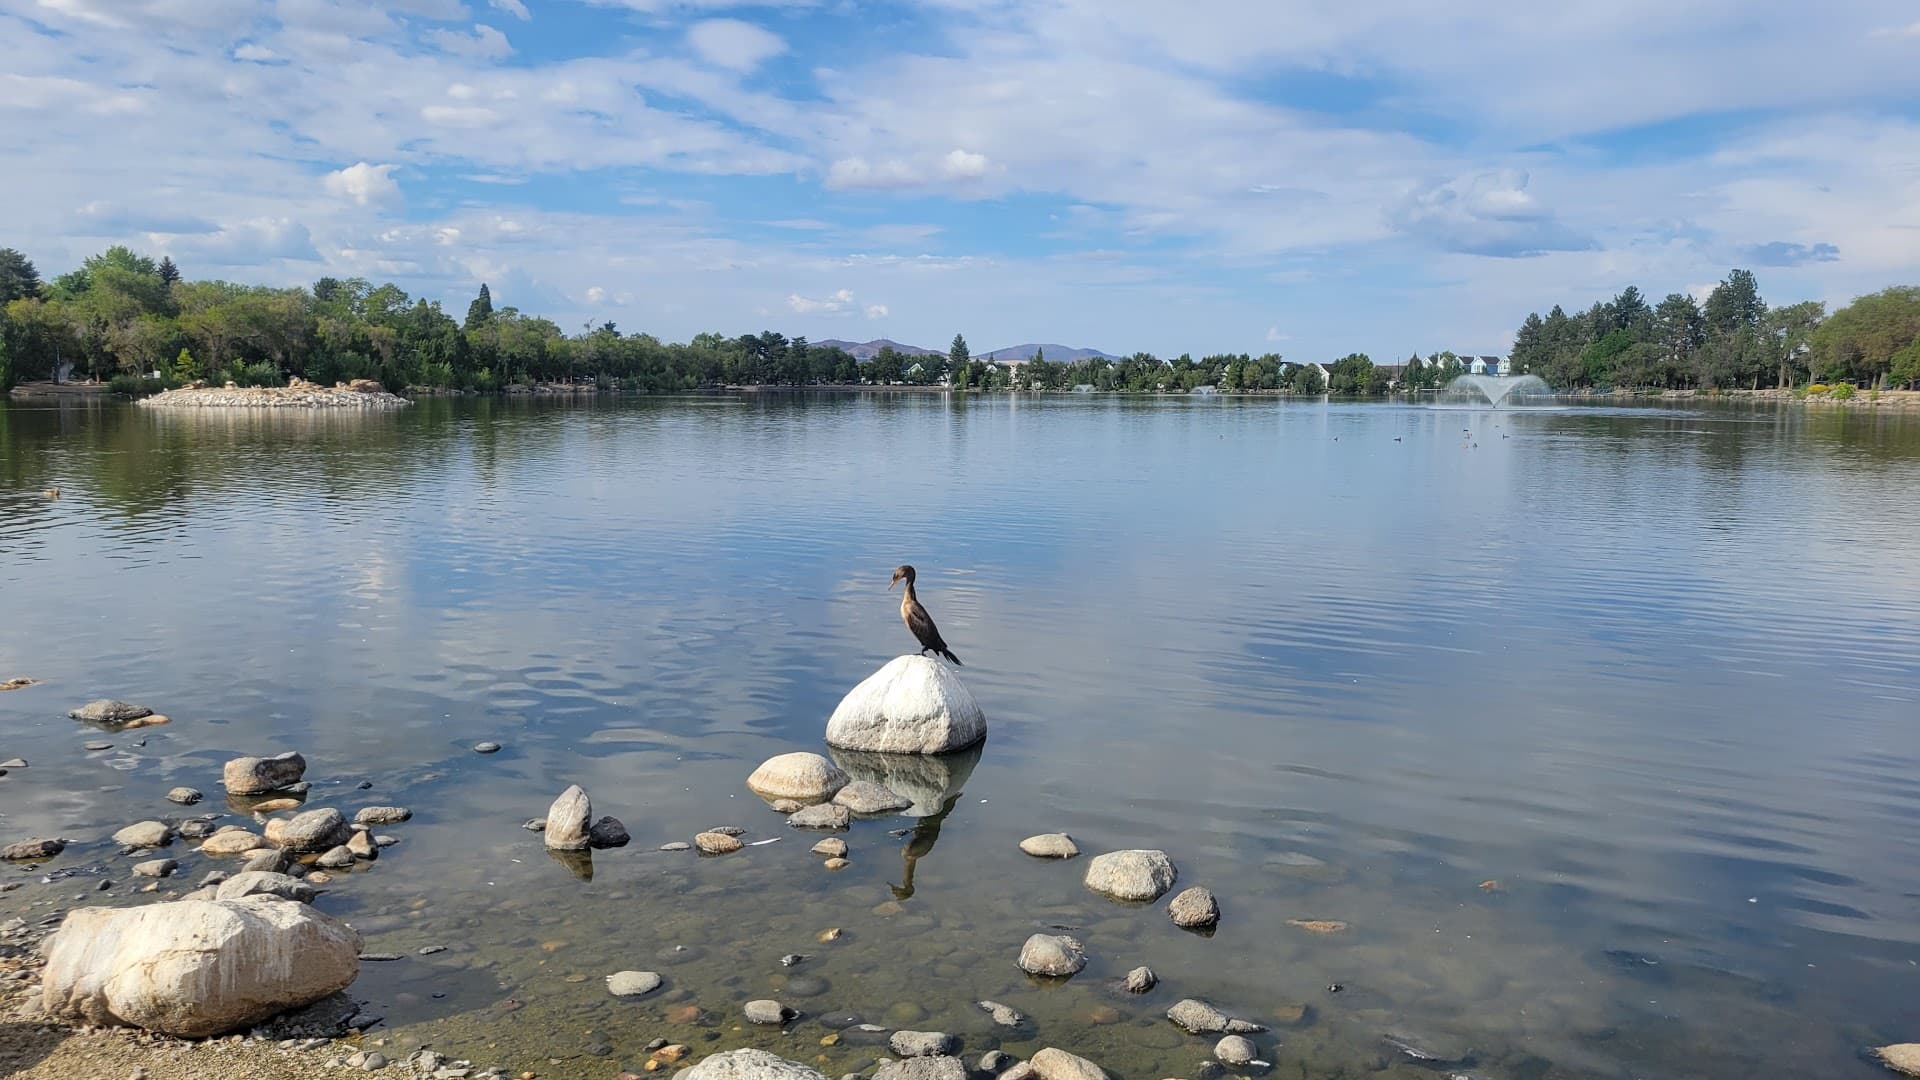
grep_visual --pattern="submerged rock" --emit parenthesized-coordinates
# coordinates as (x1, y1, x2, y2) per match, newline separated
(833, 780, 912, 815)
(1084, 850, 1177, 902)
(1169, 886, 1220, 929)
(978, 1000, 1025, 1027)
(68, 700, 153, 724)
(40, 895, 360, 1037)
(1123, 966, 1158, 994)
(165, 787, 203, 806)
(1166, 999, 1265, 1035)
(222, 752, 306, 795)
(1017, 934, 1087, 978)
(829, 744, 983, 817)
(787, 804, 851, 830)
(131, 859, 177, 879)
(875, 1058, 967, 1080)
(1019, 834, 1080, 859)
(545, 785, 592, 851)
(747, 753, 849, 802)
(264, 808, 351, 853)
(1029, 1048, 1109, 1080)
(825, 656, 986, 755)
(353, 807, 411, 826)
(683, 1049, 827, 1080)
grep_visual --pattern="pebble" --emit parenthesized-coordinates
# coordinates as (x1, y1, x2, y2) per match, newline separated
(1124, 966, 1158, 993)
(1019, 834, 1080, 859)
(360, 952, 403, 961)
(165, 787, 203, 805)
(419, 945, 448, 955)
(824, 857, 851, 871)
(1167, 999, 1265, 1035)
(608, 970, 664, 997)
(695, 832, 743, 854)
(744, 999, 796, 1025)
(812, 838, 849, 858)
(83, 741, 114, 751)
(474, 742, 502, 754)
(522, 819, 546, 832)
(0, 758, 25, 768)
(659, 841, 692, 851)
(817, 927, 843, 943)
(1213, 1036, 1257, 1066)
(589, 816, 631, 848)
(1169, 886, 1220, 930)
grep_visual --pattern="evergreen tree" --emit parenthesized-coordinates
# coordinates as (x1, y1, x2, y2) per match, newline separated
(0, 248, 42, 303)
(157, 256, 180, 288)
(466, 283, 494, 330)
(949, 333, 970, 371)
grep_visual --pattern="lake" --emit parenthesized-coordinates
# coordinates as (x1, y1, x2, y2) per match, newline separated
(3, 393, 1919, 1079)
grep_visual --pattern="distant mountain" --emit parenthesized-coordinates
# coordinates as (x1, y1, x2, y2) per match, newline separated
(813, 338, 942, 360)
(980, 344, 1121, 362)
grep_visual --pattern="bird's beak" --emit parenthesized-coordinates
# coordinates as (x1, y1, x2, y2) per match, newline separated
(887, 578, 898, 592)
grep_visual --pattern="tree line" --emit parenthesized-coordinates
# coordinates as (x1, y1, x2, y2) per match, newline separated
(2, 246, 1915, 395)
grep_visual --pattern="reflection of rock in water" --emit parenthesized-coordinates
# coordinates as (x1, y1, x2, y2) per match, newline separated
(545, 846, 593, 882)
(828, 742, 983, 818)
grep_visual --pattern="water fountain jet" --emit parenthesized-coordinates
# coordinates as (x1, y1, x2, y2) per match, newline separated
(1444, 374, 1550, 407)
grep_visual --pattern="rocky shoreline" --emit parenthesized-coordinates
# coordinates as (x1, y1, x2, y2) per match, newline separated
(136, 379, 410, 410)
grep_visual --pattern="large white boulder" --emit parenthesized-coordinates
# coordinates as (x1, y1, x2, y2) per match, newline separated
(40, 896, 361, 1037)
(825, 656, 985, 755)
(684, 1049, 829, 1080)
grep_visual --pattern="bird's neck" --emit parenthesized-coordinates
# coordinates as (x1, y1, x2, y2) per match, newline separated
(901, 581, 918, 603)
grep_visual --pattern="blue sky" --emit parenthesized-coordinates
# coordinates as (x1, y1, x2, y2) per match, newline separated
(3, 0, 1918, 360)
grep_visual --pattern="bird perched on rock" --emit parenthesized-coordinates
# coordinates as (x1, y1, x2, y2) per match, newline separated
(889, 565, 961, 665)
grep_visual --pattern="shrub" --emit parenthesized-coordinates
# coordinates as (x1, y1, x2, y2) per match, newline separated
(109, 374, 179, 398)
(1830, 382, 1855, 400)
(1870, 388, 1882, 402)
(1806, 383, 1830, 395)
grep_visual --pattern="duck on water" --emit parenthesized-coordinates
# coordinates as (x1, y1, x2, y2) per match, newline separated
(889, 564, 961, 665)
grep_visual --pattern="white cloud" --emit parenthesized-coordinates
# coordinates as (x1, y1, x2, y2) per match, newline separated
(1388, 170, 1592, 257)
(586, 286, 608, 303)
(788, 288, 855, 314)
(1, 74, 144, 115)
(865, 304, 889, 320)
(686, 19, 788, 72)
(233, 42, 281, 62)
(426, 25, 513, 59)
(421, 104, 500, 127)
(489, 0, 532, 18)
(322, 162, 402, 206)
(1265, 326, 1289, 343)
(825, 156, 924, 190)
(942, 149, 989, 180)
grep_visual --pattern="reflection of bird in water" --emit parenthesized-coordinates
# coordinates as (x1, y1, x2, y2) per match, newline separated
(889, 565, 961, 665)
(889, 796, 959, 900)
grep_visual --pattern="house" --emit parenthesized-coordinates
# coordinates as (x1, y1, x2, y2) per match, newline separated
(903, 362, 925, 380)
(1468, 355, 1504, 376)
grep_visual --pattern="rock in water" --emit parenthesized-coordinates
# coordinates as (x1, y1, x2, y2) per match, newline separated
(353, 807, 411, 825)
(1123, 966, 1157, 993)
(1213, 1036, 1257, 1066)
(1019, 834, 1080, 859)
(890, 1031, 960, 1058)
(214, 871, 316, 903)
(314, 845, 355, 869)
(978, 1000, 1025, 1027)
(1029, 1048, 1109, 1080)
(683, 1049, 827, 1080)
(787, 804, 851, 830)
(833, 780, 912, 815)
(825, 656, 986, 755)
(131, 859, 178, 879)
(747, 753, 849, 802)
(589, 816, 631, 848)
(811, 838, 849, 858)
(1166, 999, 1265, 1035)
(1168, 886, 1219, 929)
(1084, 850, 1177, 902)
(744, 999, 797, 1025)
(875, 1059, 968, 1080)
(346, 830, 378, 860)
(1017, 934, 1087, 978)
(545, 785, 592, 851)
(197, 830, 266, 856)
(40, 895, 360, 1037)
(1878, 1045, 1920, 1077)
(165, 787, 203, 806)
(68, 700, 153, 724)
(222, 753, 307, 795)
(607, 971, 663, 997)
(113, 822, 173, 849)
(2, 837, 64, 860)
(695, 832, 743, 854)
(263, 808, 351, 853)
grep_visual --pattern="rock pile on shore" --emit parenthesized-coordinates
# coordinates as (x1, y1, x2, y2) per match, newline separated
(136, 378, 409, 409)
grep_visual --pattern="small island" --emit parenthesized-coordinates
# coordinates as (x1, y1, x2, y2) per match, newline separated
(135, 377, 410, 410)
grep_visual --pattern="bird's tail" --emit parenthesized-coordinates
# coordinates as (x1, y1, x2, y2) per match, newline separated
(941, 649, 962, 666)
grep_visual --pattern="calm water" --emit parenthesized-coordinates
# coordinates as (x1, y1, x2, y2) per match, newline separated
(3, 394, 1920, 1079)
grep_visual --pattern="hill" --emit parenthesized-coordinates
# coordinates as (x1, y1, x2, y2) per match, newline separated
(979, 344, 1121, 362)
(812, 338, 943, 360)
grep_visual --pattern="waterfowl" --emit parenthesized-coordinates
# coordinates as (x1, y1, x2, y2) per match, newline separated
(889, 565, 961, 666)
(43, 487, 59, 500)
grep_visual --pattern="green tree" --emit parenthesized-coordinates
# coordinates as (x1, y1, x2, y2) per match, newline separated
(1326, 353, 1382, 395)
(949, 333, 969, 373)
(1764, 300, 1825, 389)
(1285, 363, 1325, 394)
(1810, 286, 1920, 387)
(157, 256, 180, 289)
(0, 248, 41, 303)
(466, 283, 494, 330)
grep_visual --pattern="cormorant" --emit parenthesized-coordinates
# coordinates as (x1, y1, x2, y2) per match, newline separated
(889, 565, 961, 665)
